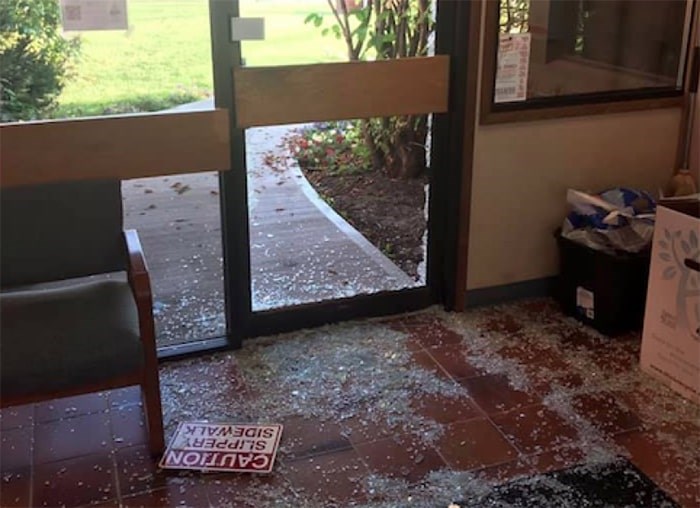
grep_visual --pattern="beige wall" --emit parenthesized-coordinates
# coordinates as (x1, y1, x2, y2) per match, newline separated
(465, 2, 683, 291)
(467, 109, 681, 289)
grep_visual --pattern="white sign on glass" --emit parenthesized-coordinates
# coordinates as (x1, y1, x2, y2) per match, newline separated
(494, 33, 531, 103)
(230, 17, 266, 42)
(60, 0, 128, 31)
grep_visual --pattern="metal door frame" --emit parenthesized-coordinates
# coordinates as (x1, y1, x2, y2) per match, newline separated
(207, 0, 474, 347)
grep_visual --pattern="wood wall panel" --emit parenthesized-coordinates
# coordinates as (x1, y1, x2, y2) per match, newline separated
(0, 110, 230, 187)
(234, 56, 450, 128)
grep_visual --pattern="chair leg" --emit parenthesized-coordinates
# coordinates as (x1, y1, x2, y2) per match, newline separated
(141, 368, 165, 457)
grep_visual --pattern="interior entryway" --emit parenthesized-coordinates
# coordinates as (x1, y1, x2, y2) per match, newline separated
(0, 0, 471, 354)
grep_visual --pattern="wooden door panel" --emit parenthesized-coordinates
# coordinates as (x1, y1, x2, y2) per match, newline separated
(234, 56, 450, 128)
(0, 109, 230, 187)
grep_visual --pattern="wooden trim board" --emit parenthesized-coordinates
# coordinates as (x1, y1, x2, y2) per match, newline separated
(464, 277, 557, 309)
(233, 56, 450, 128)
(452, 0, 482, 311)
(0, 109, 230, 187)
(481, 95, 683, 124)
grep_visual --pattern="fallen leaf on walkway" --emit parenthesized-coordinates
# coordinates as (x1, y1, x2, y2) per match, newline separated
(210, 190, 219, 196)
(171, 182, 182, 189)
(275, 208, 285, 212)
(263, 153, 276, 167)
(176, 185, 191, 195)
(147, 204, 156, 210)
(144, 189, 153, 194)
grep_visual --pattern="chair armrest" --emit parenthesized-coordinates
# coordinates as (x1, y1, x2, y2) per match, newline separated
(123, 230, 164, 456)
(124, 229, 149, 280)
(123, 230, 157, 347)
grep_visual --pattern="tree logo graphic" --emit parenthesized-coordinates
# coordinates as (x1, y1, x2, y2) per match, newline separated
(657, 227, 700, 341)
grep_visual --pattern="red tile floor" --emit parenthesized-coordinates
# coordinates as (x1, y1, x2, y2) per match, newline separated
(1, 299, 698, 507)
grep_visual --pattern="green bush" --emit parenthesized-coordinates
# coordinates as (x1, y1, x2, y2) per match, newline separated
(0, 0, 80, 121)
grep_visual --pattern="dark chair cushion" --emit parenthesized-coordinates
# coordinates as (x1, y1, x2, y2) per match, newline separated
(0, 180, 126, 288)
(0, 280, 144, 400)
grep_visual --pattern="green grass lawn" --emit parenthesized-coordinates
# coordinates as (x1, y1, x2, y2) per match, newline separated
(55, 0, 346, 118)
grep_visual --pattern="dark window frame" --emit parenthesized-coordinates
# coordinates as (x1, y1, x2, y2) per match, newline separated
(480, 0, 696, 125)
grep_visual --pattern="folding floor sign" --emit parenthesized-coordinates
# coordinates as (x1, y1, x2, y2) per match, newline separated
(159, 422, 283, 474)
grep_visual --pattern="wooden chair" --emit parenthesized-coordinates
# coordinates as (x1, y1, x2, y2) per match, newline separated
(0, 180, 165, 456)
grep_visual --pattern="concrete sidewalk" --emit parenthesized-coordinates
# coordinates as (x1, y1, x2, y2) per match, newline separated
(123, 100, 417, 347)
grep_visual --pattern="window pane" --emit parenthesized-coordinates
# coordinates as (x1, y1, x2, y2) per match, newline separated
(496, 0, 690, 102)
(1, 0, 226, 349)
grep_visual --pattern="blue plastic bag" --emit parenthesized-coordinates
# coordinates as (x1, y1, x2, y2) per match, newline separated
(562, 188, 656, 253)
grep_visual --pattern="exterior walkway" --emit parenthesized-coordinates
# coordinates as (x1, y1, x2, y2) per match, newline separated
(123, 100, 417, 347)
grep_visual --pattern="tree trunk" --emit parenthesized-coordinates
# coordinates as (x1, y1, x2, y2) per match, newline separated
(386, 118, 428, 179)
(324, 0, 434, 179)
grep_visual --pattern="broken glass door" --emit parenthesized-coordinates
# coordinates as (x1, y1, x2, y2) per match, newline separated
(237, 0, 436, 312)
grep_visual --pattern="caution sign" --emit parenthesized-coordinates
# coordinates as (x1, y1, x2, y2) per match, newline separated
(159, 422, 283, 473)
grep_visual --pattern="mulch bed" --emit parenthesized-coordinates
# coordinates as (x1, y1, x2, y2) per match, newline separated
(300, 168, 428, 280)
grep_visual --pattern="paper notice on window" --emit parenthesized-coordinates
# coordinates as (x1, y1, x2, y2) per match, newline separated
(494, 33, 531, 103)
(60, 0, 128, 31)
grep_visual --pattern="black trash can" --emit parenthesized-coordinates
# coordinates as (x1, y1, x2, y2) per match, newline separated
(554, 230, 651, 335)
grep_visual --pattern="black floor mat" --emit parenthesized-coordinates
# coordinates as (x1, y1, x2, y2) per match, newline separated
(453, 458, 679, 507)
